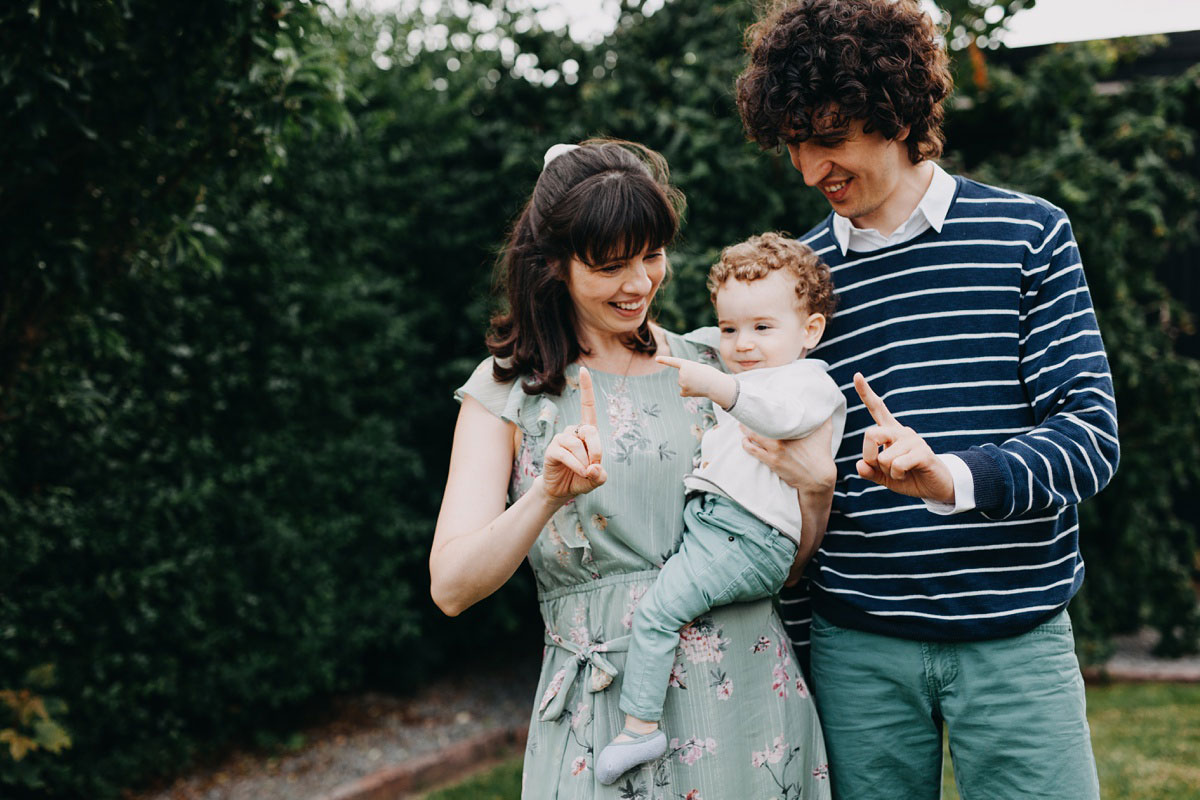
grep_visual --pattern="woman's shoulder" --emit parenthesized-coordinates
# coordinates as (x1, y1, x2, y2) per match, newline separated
(454, 356, 562, 436)
(662, 326, 724, 367)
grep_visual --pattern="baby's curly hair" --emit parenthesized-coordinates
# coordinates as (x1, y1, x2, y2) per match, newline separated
(708, 232, 837, 319)
(736, 0, 953, 163)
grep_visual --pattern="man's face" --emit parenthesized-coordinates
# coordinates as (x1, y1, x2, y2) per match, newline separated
(786, 116, 914, 230)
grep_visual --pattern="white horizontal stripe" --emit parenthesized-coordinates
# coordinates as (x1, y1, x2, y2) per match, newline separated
(856, 604, 1065, 621)
(844, 405, 1029, 438)
(834, 426, 1035, 463)
(837, 285, 1018, 320)
(1059, 410, 1120, 447)
(1021, 285, 1089, 321)
(820, 575, 1078, 603)
(815, 244, 838, 257)
(829, 233, 1066, 276)
(1039, 261, 1082, 287)
(842, 502, 936, 519)
(824, 513, 1061, 539)
(1032, 372, 1112, 405)
(1021, 329, 1100, 365)
(834, 262, 1020, 296)
(1027, 351, 1109, 384)
(820, 522, 1076, 557)
(834, 483, 891, 499)
(833, 356, 1019, 390)
(1065, 386, 1115, 405)
(826, 332, 1018, 372)
(943, 216, 1045, 230)
(819, 550, 1079, 580)
(1051, 240, 1077, 256)
(801, 228, 831, 245)
(822, 308, 1017, 350)
(955, 196, 1035, 205)
(1022, 308, 1095, 342)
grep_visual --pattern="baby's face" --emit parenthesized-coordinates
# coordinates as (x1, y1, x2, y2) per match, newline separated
(714, 270, 823, 374)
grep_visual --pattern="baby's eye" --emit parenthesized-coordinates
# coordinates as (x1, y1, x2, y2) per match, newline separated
(755, 323, 772, 331)
(719, 327, 736, 335)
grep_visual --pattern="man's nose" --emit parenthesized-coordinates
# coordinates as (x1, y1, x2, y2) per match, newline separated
(787, 142, 830, 187)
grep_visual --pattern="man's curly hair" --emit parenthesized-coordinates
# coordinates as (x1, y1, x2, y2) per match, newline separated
(736, 0, 953, 164)
(708, 232, 837, 319)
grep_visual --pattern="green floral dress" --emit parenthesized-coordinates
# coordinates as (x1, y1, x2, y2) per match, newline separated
(455, 331, 830, 800)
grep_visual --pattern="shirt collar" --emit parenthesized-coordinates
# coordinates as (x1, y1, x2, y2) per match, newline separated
(830, 162, 956, 254)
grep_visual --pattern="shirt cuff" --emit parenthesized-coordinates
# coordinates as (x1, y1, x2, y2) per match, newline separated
(922, 454, 976, 515)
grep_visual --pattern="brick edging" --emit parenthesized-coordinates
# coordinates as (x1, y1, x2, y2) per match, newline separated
(314, 724, 528, 800)
(1083, 665, 1200, 683)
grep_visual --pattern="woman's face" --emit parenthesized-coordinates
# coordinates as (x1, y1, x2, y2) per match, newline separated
(565, 246, 666, 345)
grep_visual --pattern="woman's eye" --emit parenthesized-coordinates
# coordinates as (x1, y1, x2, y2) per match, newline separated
(646, 251, 664, 260)
(600, 264, 622, 273)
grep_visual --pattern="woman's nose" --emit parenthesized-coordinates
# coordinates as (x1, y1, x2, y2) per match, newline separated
(624, 262, 652, 294)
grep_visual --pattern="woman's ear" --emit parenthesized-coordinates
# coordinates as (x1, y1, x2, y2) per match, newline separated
(802, 312, 826, 351)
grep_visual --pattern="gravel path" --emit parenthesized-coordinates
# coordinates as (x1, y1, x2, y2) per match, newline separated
(126, 629, 1199, 800)
(127, 655, 539, 800)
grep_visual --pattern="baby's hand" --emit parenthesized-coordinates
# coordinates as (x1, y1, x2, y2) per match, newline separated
(656, 356, 737, 409)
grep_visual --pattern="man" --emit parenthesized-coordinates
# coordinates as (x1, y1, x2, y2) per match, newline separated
(734, 1, 1119, 798)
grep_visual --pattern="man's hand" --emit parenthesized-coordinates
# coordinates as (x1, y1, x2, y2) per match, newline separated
(854, 372, 954, 503)
(656, 356, 738, 409)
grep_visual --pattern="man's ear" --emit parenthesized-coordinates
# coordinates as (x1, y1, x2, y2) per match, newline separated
(802, 312, 827, 352)
(897, 124, 912, 142)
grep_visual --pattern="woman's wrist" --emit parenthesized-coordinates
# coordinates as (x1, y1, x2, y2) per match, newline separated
(531, 475, 572, 512)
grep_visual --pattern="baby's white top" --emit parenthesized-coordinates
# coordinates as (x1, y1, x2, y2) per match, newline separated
(683, 356, 846, 543)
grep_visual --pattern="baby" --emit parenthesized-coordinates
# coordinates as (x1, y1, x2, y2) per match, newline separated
(596, 232, 846, 785)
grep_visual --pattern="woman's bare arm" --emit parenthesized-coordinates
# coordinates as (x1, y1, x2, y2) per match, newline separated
(430, 369, 605, 616)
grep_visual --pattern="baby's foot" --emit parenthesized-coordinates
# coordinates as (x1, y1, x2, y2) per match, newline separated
(596, 727, 668, 785)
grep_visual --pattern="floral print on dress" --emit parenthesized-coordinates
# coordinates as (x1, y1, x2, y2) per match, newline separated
(709, 669, 732, 701)
(679, 615, 729, 664)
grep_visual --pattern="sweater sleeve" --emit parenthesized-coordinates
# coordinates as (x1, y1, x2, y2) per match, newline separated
(948, 208, 1120, 518)
(727, 361, 846, 444)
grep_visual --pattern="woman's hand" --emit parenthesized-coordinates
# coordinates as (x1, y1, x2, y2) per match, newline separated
(541, 367, 608, 500)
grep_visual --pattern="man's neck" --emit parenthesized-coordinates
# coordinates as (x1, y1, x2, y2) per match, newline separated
(851, 160, 935, 238)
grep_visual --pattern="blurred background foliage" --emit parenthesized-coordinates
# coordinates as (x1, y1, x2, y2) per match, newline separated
(1, 0, 1196, 796)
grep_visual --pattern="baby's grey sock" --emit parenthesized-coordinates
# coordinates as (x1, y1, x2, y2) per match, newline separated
(596, 727, 668, 786)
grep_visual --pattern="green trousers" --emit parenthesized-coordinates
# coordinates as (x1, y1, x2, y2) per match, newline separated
(810, 610, 1100, 800)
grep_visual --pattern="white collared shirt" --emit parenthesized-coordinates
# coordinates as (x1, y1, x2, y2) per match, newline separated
(828, 162, 975, 514)
(831, 161, 958, 255)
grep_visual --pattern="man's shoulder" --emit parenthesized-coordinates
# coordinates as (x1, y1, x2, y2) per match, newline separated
(796, 213, 838, 249)
(947, 174, 1068, 225)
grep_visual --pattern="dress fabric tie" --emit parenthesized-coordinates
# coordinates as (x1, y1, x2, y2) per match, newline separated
(538, 630, 631, 721)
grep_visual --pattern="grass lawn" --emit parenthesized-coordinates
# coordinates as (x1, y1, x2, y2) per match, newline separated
(423, 683, 1200, 799)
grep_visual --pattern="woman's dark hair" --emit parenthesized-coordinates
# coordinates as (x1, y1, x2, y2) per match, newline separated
(487, 139, 685, 395)
(736, 0, 953, 163)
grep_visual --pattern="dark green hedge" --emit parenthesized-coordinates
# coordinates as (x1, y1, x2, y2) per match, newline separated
(1, 2, 1196, 797)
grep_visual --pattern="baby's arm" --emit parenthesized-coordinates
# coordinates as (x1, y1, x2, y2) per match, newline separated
(655, 356, 738, 409)
(725, 362, 844, 441)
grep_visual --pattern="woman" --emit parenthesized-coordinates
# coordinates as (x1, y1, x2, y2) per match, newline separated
(431, 139, 832, 799)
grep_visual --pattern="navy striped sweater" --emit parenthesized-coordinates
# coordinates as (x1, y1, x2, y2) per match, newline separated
(781, 175, 1120, 645)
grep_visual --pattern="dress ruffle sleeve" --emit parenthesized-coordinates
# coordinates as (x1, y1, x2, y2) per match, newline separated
(453, 357, 561, 439)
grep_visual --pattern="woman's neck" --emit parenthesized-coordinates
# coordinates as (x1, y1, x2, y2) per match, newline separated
(576, 325, 666, 376)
